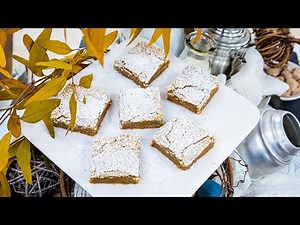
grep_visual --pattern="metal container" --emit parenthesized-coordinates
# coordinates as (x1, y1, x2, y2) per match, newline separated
(236, 108, 300, 179)
(203, 28, 251, 77)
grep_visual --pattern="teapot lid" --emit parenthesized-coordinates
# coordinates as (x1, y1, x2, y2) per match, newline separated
(203, 28, 251, 49)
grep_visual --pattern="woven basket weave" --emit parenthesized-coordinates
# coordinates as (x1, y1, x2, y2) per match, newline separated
(62, 157, 235, 198)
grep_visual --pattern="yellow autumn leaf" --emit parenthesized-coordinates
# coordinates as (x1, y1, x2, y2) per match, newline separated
(8, 139, 23, 158)
(0, 172, 11, 197)
(103, 30, 118, 52)
(0, 82, 18, 96)
(148, 28, 163, 46)
(29, 28, 52, 75)
(16, 138, 32, 185)
(13, 55, 43, 76)
(61, 70, 71, 80)
(79, 74, 93, 88)
(0, 88, 20, 100)
(23, 34, 34, 53)
(43, 114, 55, 139)
(37, 39, 73, 55)
(68, 91, 77, 131)
(15, 94, 30, 109)
(83, 95, 86, 104)
(21, 99, 61, 123)
(89, 28, 106, 49)
(0, 132, 12, 172)
(35, 60, 72, 70)
(192, 29, 202, 43)
(0, 84, 25, 102)
(13, 55, 32, 69)
(0, 29, 7, 48)
(0, 78, 27, 90)
(84, 47, 95, 58)
(130, 28, 137, 37)
(0, 45, 6, 68)
(0, 67, 12, 78)
(71, 64, 83, 74)
(127, 28, 143, 46)
(7, 110, 21, 138)
(81, 28, 105, 66)
(162, 28, 171, 56)
(25, 74, 67, 106)
(16, 84, 44, 110)
(2, 158, 14, 175)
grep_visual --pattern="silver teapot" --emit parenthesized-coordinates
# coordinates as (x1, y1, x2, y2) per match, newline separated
(203, 28, 252, 78)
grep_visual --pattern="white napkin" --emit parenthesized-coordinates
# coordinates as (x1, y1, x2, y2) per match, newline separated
(226, 47, 289, 106)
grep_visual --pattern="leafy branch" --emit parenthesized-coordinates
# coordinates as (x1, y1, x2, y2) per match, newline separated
(0, 28, 115, 196)
(0, 29, 21, 79)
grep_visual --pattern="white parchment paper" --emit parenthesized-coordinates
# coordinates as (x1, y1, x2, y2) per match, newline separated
(21, 38, 260, 196)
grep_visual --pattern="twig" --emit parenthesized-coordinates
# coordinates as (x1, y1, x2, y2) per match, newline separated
(8, 135, 25, 147)
(0, 108, 12, 126)
(0, 105, 14, 111)
(230, 150, 249, 188)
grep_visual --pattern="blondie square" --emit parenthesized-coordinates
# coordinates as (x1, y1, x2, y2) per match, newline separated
(167, 65, 219, 114)
(151, 116, 215, 170)
(114, 41, 170, 88)
(119, 87, 163, 129)
(51, 84, 112, 136)
(89, 133, 140, 184)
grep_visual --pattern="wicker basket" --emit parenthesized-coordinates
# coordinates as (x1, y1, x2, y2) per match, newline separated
(60, 154, 243, 197)
(209, 157, 234, 197)
(211, 150, 249, 197)
(7, 143, 243, 197)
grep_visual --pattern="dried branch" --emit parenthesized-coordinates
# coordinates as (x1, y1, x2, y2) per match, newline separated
(254, 28, 300, 68)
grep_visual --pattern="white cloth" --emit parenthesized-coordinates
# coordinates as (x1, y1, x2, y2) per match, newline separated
(226, 47, 289, 106)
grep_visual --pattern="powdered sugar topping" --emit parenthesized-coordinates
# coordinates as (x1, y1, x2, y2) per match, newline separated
(90, 133, 140, 180)
(51, 84, 111, 130)
(152, 116, 215, 167)
(167, 65, 219, 107)
(119, 87, 162, 123)
(114, 41, 169, 83)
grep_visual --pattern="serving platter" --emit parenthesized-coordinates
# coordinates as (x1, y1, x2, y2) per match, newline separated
(21, 38, 260, 196)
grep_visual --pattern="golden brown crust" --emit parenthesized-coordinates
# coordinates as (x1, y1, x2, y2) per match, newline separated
(120, 118, 162, 129)
(114, 60, 169, 88)
(151, 139, 215, 170)
(114, 66, 148, 88)
(167, 94, 199, 114)
(148, 60, 170, 85)
(89, 175, 139, 184)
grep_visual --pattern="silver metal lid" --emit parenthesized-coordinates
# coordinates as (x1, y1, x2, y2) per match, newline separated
(260, 109, 300, 164)
(203, 28, 251, 49)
